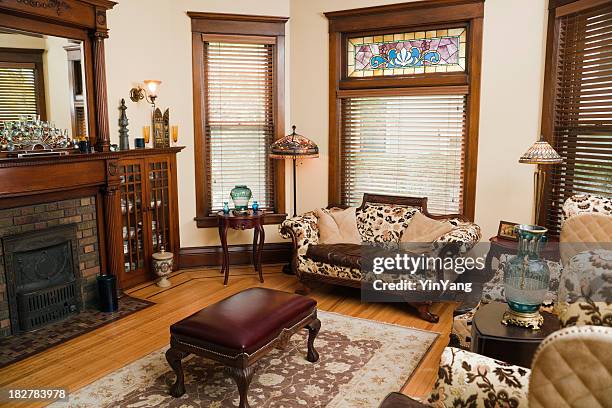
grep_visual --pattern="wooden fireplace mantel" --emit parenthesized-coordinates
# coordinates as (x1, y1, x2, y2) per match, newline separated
(0, 147, 184, 289)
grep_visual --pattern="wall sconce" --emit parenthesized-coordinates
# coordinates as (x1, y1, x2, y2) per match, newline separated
(130, 80, 162, 108)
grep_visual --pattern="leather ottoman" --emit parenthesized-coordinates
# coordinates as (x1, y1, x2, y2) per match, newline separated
(166, 287, 321, 408)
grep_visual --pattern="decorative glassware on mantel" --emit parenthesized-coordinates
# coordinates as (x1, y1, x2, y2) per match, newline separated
(502, 224, 550, 330)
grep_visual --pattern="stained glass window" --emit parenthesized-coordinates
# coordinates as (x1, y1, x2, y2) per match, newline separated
(347, 28, 467, 77)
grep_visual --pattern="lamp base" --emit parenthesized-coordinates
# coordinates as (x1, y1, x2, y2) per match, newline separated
(501, 308, 544, 330)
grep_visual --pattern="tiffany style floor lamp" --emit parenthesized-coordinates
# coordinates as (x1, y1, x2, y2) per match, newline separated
(270, 125, 319, 217)
(519, 135, 563, 224)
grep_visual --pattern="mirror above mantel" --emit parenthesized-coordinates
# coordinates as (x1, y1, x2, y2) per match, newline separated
(0, 29, 89, 151)
(0, 0, 117, 154)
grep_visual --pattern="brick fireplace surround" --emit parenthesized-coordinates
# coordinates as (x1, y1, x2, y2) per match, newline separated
(0, 196, 101, 337)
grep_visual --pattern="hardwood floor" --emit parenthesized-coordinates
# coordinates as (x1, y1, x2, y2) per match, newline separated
(0, 265, 455, 407)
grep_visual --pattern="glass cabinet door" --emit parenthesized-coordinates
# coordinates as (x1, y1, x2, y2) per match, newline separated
(120, 160, 146, 281)
(146, 158, 172, 253)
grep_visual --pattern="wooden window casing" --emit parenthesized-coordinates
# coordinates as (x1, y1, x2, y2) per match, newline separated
(189, 13, 288, 228)
(326, 0, 484, 219)
(540, 0, 612, 234)
(0, 48, 46, 123)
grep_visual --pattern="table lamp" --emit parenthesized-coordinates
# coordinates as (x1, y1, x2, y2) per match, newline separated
(270, 125, 319, 217)
(519, 136, 563, 224)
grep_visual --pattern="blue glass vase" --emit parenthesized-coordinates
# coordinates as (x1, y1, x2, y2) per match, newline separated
(502, 224, 550, 329)
(230, 185, 252, 212)
(252, 201, 259, 212)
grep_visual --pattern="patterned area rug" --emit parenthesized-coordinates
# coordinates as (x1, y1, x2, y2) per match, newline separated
(52, 311, 438, 408)
(0, 296, 153, 368)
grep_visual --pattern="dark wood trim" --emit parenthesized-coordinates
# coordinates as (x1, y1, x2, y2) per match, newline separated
(195, 213, 287, 229)
(552, 0, 608, 14)
(326, 1, 484, 33)
(538, 7, 561, 227)
(326, 0, 484, 220)
(324, 0, 484, 19)
(190, 13, 288, 228)
(178, 242, 292, 269)
(0, 47, 47, 121)
(0, 0, 116, 151)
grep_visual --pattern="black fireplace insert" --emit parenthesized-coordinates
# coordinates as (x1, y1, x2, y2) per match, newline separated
(2, 224, 82, 334)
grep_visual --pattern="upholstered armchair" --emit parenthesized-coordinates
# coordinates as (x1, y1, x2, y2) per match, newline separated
(452, 194, 612, 349)
(426, 325, 612, 407)
(555, 194, 612, 327)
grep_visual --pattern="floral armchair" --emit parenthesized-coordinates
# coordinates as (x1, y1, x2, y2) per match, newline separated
(452, 194, 612, 349)
(426, 325, 612, 407)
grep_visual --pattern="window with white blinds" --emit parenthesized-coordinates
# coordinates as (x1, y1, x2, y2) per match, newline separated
(341, 94, 467, 214)
(204, 41, 276, 212)
(0, 62, 39, 122)
(544, 2, 612, 233)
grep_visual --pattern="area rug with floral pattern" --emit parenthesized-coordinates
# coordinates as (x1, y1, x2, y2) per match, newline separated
(51, 311, 438, 408)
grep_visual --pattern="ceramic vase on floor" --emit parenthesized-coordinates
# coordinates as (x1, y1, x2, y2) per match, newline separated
(152, 246, 174, 287)
(502, 224, 550, 329)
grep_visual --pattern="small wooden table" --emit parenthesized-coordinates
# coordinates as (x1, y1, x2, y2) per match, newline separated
(217, 210, 265, 286)
(471, 302, 560, 368)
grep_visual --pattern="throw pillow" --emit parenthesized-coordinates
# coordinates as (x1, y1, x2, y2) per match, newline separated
(315, 207, 361, 244)
(400, 211, 454, 244)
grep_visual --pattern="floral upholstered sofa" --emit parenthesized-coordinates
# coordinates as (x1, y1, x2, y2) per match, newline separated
(280, 194, 481, 322)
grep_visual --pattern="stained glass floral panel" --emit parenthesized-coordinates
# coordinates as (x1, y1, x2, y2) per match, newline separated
(347, 28, 467, 77)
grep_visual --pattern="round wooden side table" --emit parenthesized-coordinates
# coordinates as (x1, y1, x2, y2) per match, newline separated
(471, 302, 560, 368)
(217, 210, 265, 286)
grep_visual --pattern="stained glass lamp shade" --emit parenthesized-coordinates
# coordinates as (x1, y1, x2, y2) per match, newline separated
(270, 126, 319, 160)
(270, 126, 319, 217)
(519, 136, 563, 223)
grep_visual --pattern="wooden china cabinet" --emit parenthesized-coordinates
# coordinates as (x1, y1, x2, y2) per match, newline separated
(118, 151, 181, 288)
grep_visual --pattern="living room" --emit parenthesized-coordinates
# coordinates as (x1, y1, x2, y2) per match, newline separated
(0, 0, 610, 407)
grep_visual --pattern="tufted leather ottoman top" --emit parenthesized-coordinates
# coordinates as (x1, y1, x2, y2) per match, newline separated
(170, 288, 316, 354)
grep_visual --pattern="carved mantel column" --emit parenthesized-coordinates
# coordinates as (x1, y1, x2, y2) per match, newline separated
(103, 160, 123, 278)
(93, 27, 111, 152)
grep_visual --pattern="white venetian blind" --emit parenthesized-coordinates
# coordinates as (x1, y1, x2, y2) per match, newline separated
(204, 40, 276, 212)
(0, 62, 39, 122)
(341, 94, 467, 214)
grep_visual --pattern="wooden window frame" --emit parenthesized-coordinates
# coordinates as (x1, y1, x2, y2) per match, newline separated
(325, 0, 484, 220)
(189, 13, 288, 228)
(538, 0, 611, 229)
(0, 47, 47, 121)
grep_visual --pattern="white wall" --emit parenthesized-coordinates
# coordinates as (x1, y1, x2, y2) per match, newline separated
(106, 0, 291, 248)
(105, 0, 548, 248)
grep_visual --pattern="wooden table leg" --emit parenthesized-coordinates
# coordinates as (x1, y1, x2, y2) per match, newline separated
(256, 224, 265, 283)
(252, 227, 259, 272)
(218, 224, 225, 275)
(221, 222, 230, 286)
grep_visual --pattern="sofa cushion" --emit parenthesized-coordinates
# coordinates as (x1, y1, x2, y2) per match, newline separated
(356, 204, 419, 243)
(400, 212, 454, 249)
(315, 207, 361, 244)
(305, 243, 364, 269)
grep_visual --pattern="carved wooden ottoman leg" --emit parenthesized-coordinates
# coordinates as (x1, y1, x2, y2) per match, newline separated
(306, 318, 321, 362)
(227, 366, 256, 408)
(166, 347, 189, 397)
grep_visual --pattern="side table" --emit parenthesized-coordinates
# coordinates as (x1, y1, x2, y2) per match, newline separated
(485, 236, 560, 274)
(217, 211, 265, 286)
(471, 302, 560, 368)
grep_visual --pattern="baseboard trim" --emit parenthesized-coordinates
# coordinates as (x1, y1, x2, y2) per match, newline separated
(179, 242, 292, 269)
